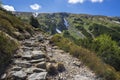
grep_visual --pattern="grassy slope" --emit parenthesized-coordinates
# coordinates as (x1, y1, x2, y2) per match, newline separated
(0, 8, 34, 75)
(51, 34, 120, 80)
(67, 14, 120, 41)
(16, 12, 120, 42)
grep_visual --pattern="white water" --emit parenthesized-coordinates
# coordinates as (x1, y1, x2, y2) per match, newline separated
(64, 18, 69, 28)
(113, 20, 120, 24)
(33, 12, 39, 17)
(56, 28, 62, 33)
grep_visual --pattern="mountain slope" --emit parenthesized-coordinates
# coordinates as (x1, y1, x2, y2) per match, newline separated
(0, 8, 34, 75)
(2, 11, 120, 79)
(16, 12, 120, 42)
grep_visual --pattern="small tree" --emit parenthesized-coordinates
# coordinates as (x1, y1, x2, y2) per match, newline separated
(30, 16, 40, 28)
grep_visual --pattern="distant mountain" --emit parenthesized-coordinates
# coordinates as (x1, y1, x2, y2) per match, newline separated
(16, 12, 120, 43)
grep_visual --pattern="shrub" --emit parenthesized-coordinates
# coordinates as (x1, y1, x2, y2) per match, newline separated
(51, 34, 120, 80)
(0, 31, 18, 73)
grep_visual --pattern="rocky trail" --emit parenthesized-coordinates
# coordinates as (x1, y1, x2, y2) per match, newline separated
(0, 33, 101, 80)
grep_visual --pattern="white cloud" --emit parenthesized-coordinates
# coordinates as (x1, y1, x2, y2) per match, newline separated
(68, 0, 85, 4)
(90, 0, 103, 3)
(2, 5, 16, 11)
(68, 0, 104, 4)
(30, 4, 41, 11)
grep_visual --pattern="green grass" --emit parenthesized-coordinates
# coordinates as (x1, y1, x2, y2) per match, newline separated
(51, 34, 120, 80)
(0, 8, 34, 75)
(0, 31, 19, 72)
(0, 9, 34, 40)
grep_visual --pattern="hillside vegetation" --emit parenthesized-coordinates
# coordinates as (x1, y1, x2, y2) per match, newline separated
(0, 8, 34, 40)
(0, 8, 34, 75)
(16, 12, 120, 79)
(16, 13, 120, 42)
(51, 34, 120, 80)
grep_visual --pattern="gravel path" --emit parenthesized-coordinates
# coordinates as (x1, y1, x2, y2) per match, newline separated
(46, 44, 101, 80)
(0, 33, 101, 80)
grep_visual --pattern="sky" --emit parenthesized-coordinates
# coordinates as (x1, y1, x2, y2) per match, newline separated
(1, 0, 120, 16)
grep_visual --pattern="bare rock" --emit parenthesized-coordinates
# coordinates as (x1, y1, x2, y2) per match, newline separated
(0, 73, 7, 80)
(24, 67, 46, 74)
(46, 63, 58, 75)
(56, 62, 65, 72)
(35, 62, 46, 69)
(28, 72, 47, 80)
(11, 70, 27, 79)
(11, 66, 22, 71)
(30, 58, 45, 63)
(22, 54, 32, 60)
(31, 51, 46, 59)
(14, 60, 32, 68)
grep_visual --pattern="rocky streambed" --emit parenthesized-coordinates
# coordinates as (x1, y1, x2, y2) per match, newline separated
(0, 33, 101, 80)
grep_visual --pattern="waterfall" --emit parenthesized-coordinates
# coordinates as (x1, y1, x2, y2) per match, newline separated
(56, 28, 62, 33)
(64, 18, 69, 28)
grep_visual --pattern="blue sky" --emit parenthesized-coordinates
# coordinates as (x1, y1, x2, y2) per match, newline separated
(1, 0, 120, 16)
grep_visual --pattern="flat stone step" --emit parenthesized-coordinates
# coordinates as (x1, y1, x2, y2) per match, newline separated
(11, 66, 22, 71)
(31, 51, 46, 60)
(14, 60, 32, 68)
(23, 67, 46, 74)
(11, 70, 27, 79)
(27, 72, 47, 80)
(35, 62, 46, 69)
(22, 54, 32, 60)
(29, 58, 45, 63)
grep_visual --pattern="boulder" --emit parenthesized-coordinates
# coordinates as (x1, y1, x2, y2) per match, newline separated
(11, 66, 22, 71)
(0, 73, 6, 80)
(28, 72, 47, 80)
(12, 70, 27, 79)
(33, 68, 46, 73)
(24, 31, 31, 39)
(31, 51, 46, 59)
(38, 36, 44, 42)
(14, 60, 32, 68)
(23, 41, 34, 47)
(30, 58, 45, 63)
(56, 62, 65, 72)
(73, 61, 81, 67)
(22, 54, 32, 60)
(46, 63, 58, 75)
(35, 62, 46, 69)
(24, 67, 46, 74)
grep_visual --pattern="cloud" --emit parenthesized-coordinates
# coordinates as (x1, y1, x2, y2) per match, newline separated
(68, 0, 85, 4)
(68, 0, 104, 4)
(30, 4, 41, 11)
(2, 5, 16, 11)
(91, 0, 103, 3)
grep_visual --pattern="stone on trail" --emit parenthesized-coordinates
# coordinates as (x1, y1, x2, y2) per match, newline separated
(22, 54, 32, 60)
(14, 60, 32, 68)
(23, 41, 33, 47)
(30, 58, 45, 63)
(0, 73, 7, 80)
(24, 67, 46, 74)
(11, 70, 27, 79)
(31, 51, 46, 59)
(35, 61, 46, 69)
(28, 72, 47, 80)
(11, 66, 22, 71)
